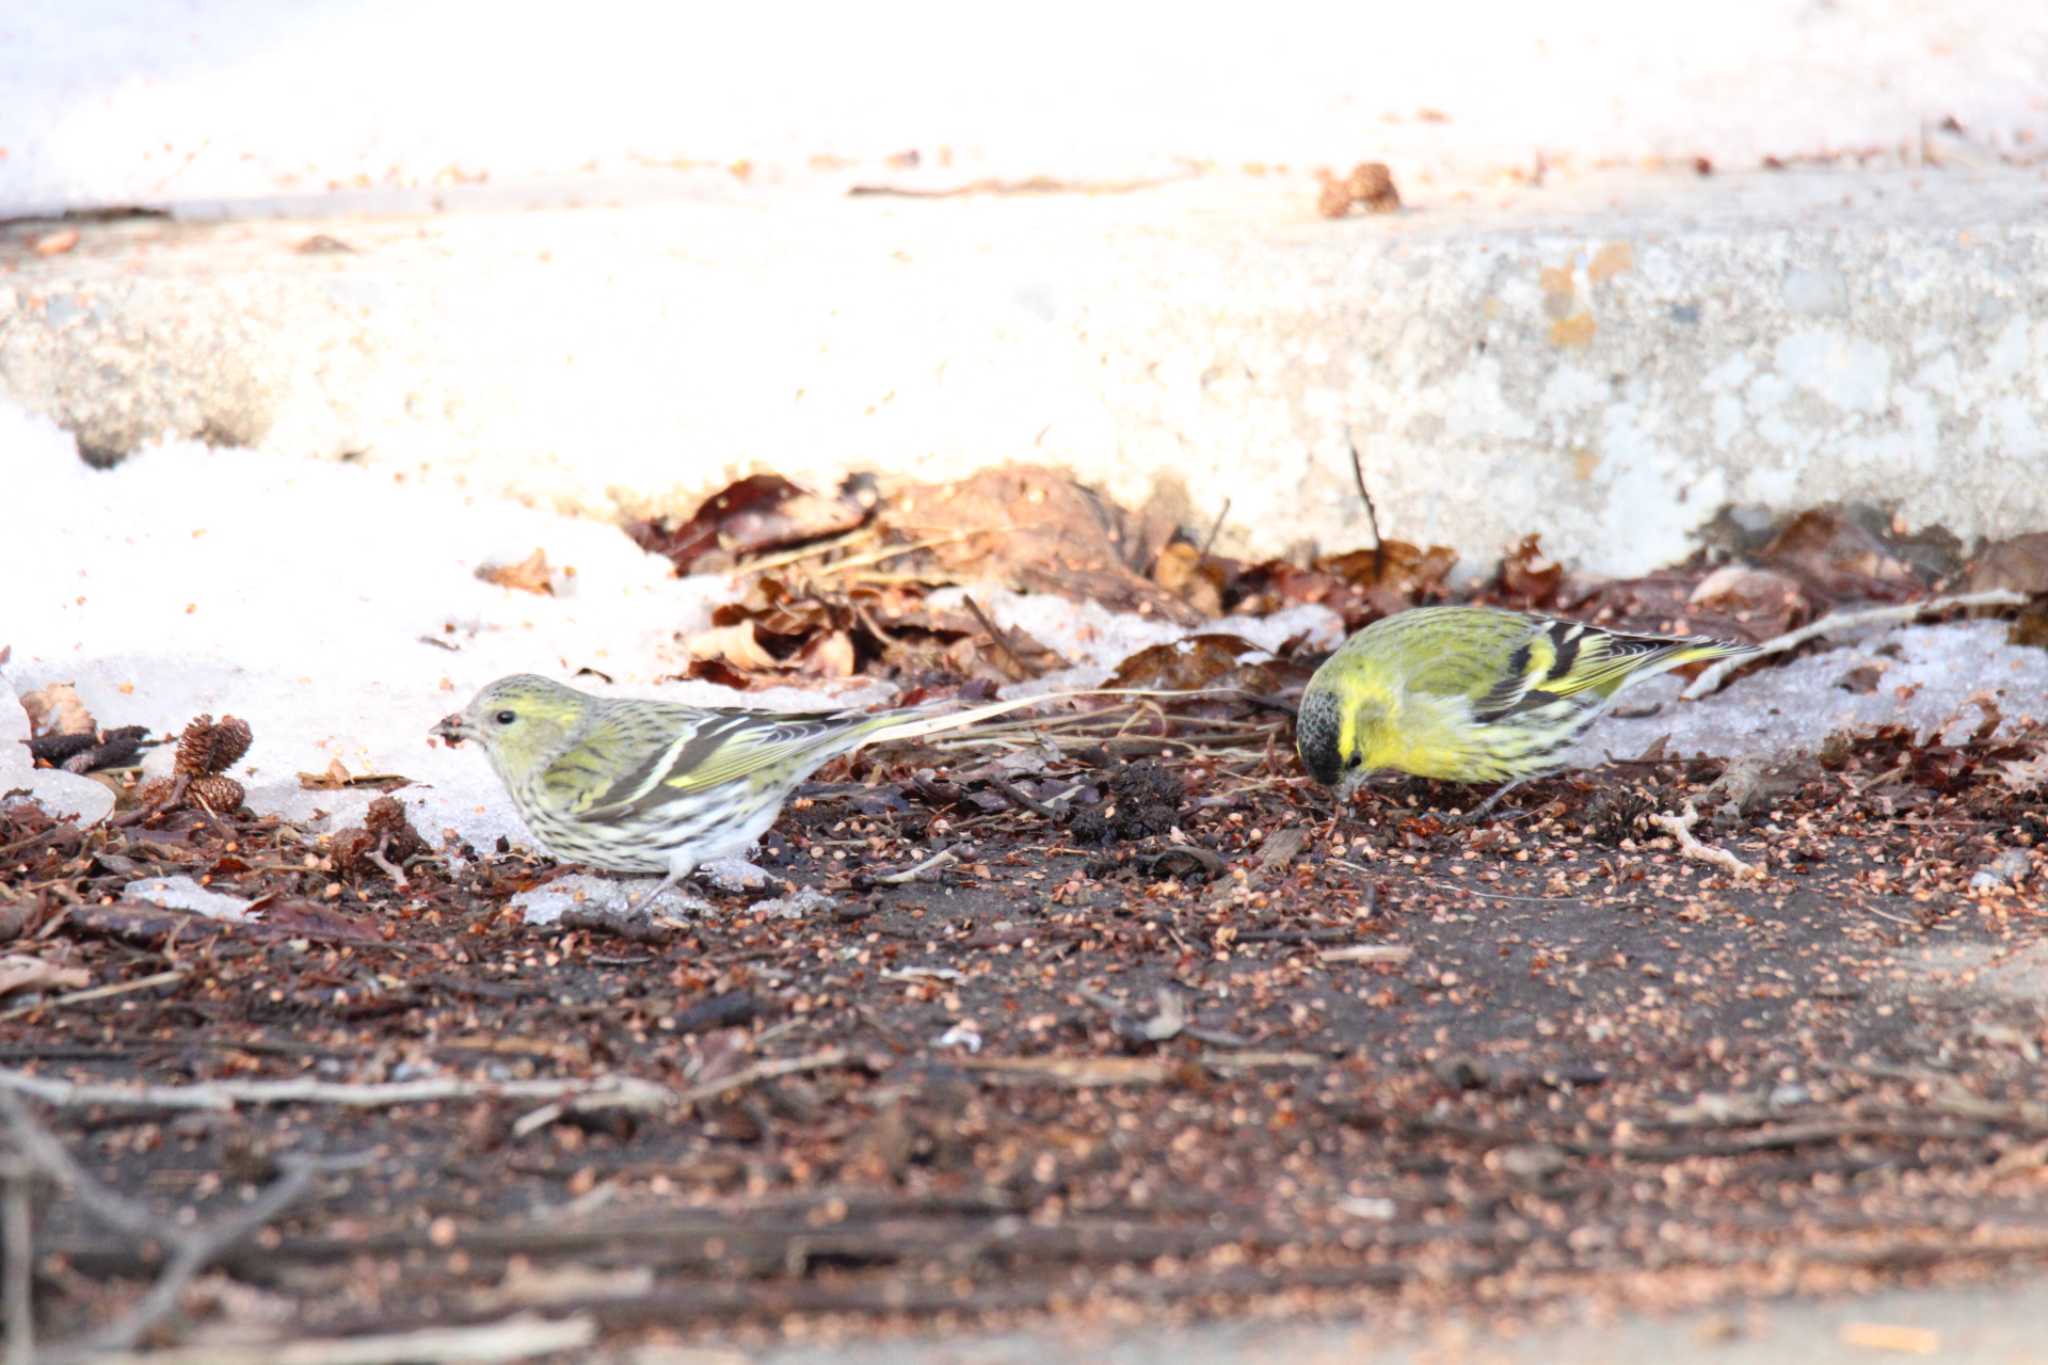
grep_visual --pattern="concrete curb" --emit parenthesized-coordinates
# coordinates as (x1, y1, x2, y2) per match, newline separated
(3, 168, 2044, 573)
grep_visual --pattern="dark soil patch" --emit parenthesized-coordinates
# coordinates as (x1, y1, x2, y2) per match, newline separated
(3, 727, 2045, 1354)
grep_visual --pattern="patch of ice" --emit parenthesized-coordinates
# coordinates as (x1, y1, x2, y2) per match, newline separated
(511, 873, 708, 926)
(698, 857, 773, 892)
(1575, 621, 2048, 769)
(935, 1021, 983, 1053)
(0, 687, 116, 826)
(122, 875, 253, 920)
(753, 886, 837, 919)
(1971, 849, 2032, 892)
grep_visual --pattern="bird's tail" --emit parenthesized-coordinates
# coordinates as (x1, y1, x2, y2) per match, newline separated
(852, 692, 1081, 748)
(1582, 631, 1759, 698)
(851, 685, 1228, 750)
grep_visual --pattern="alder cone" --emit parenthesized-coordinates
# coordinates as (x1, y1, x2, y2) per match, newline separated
(187, 775, 247, 812)
(175, 715, 253, 777)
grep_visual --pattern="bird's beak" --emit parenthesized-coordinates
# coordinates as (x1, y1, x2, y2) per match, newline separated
(432, 713, 472, 746)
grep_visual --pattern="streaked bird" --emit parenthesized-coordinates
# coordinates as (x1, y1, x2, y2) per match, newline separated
(1295, 605, 1757, 817)
(434, 674, 1052, 909)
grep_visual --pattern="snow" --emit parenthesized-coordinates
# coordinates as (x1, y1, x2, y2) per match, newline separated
(5, 395, 2041, 870)
(6, 1, 2048, 212)
(0, 398, 1339, 860)
(1577, 619, 2048, 770)
(0, 687, 116, 827)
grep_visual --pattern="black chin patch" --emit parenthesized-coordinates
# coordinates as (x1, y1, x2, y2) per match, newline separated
(1295, 688, 1346, 786)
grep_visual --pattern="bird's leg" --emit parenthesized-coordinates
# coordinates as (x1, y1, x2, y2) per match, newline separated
(618, 857, 701, 918)
(1456, 778, 1532, 825)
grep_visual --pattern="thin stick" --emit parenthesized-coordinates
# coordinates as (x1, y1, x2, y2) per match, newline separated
(984, 775, 1057, 819)
(873, 846, 960, 885)
(2, 1157, 33, 1365)
(0, 1066, 676, 1114)
(364, 836, 409, 890)
(0, 1089, 373, 1361)
(1196, 498, 1232, 558)
(670, 1047, 852, 1108)
(1346, 429, 1384, 582)
(810, 530, 992, 577)
(0, 967, 189, 1022)
(1681, 589, 2029, 699)
(87, 1314, 597, 1365)
(1318, 944, 1414, 965)
(961, 594, 1037, 679)
(731, 526, 872, 576)
(0, 1090, 161, 1239)
(1326, 862, 1576, 904)
(79, 1162, 322, 1357)
(1650, 801, 1760, 879)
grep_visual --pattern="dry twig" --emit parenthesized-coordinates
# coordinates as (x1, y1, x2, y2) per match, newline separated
(0, 1089, 371, 1360)
(671, 1047, 853, 1109)
(2, 1155, 33, 1365)
(89, 1313, 596, 1365)
(0, 1066, 676, 1114)
(872, 846, 961, 885)
(961, 594, 1040, 679)
(963, 1050, 1320, 1088)
(1649, 801, 1760, 879)
(1318, 944, 1414, 965)
(1346, 429, 1384, 582)
(0, 967, 189, 1022)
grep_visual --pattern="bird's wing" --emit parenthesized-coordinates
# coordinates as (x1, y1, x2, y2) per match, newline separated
(566, 704, 870, 819)
(1468, 618, 1731, 721)
(1385, 609, 1550, 710)
(557, 693, 1065, 821)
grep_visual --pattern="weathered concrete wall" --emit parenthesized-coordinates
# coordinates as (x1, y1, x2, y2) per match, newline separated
(3, 170, 2043, 574)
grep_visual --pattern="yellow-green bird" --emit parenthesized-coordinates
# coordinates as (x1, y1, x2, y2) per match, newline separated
(434, 675, 1056, 909)
(1295, 605, 1757, 816)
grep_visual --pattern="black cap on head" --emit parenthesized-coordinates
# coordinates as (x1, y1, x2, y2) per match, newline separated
(1295, 687, 1346, 787)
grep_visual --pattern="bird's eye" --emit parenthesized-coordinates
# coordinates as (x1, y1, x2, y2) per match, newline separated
(493, 710, 517, 726)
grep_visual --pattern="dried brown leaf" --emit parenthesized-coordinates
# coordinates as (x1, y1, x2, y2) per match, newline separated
(1108, 633, 1308, 695)
(891, 466, 1195, 624)
(32, 228, 80, 257)
(1997, 751, 2048, 795)
(1963, 531, 2048, 597)
(1497, 534, 1564, 607)
(686, 621, 782, 673)
(1152, 541, 1226, 617)
(1317, 162, 1402, 218)
(20, 682, 95, 738)
(633, 474, 871, 574)
(1761, 509, 1923, 601)
(796, 629, 858, 678)
(476, 548, 558, 596)
(252, 899, 387, 944)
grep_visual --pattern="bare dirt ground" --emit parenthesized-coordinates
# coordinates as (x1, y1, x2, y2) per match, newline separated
(3, 712, 2045, 1359)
